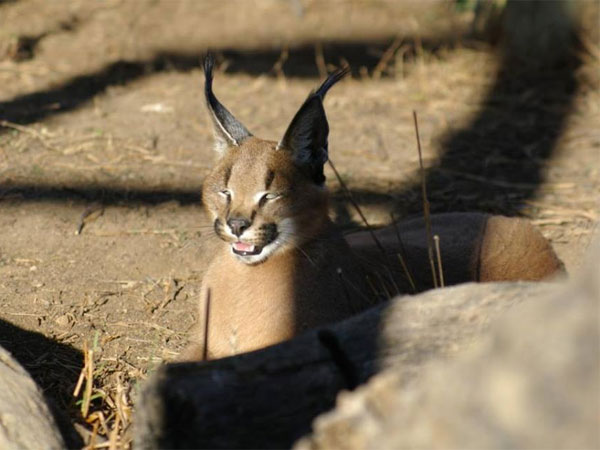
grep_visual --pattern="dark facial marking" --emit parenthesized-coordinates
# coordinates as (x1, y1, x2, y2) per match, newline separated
(223, 166, 232, 187)
(250, 210, 257, 221)
(213, 218, 223, 237)
(264, 169, 275, 190)
(260, 223, 278, 243)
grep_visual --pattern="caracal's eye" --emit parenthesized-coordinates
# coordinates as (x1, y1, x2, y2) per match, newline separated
(219, 189, 232, 200)
(253, 191, 283, 205)
(261, 193, 280, 203)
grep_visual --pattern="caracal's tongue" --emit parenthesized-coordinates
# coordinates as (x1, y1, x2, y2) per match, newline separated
(233, 242, 255, 252)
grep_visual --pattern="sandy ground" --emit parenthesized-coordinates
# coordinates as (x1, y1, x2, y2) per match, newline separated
(0, 0, 598, 447)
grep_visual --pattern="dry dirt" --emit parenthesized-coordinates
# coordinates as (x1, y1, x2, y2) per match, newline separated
(0, 0, 598, 448)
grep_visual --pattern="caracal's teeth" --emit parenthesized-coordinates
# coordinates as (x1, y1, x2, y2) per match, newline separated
(233, 242, 255, 253)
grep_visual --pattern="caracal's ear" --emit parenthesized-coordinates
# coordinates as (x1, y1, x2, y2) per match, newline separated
(277, 66, 349, 184)
(203, 54, 252, 154)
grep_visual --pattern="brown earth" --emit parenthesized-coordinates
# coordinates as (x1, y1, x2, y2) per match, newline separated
(0, 0, 598, 448)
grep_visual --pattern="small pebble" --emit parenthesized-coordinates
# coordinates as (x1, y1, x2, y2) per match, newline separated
(55, 314, 71, 328)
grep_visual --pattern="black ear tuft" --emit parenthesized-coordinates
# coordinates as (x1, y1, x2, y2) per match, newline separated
(203, 53, 252, 153)
(315, 65, 350, 99)
(277, 66, 349, 184)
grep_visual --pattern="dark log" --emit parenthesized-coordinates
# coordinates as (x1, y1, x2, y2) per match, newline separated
(135, 281, 554, 449)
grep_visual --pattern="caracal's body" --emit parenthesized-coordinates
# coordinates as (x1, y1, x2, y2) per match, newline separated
(181, 59, 371, 360)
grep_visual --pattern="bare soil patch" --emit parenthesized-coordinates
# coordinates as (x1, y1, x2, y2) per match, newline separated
(0, 1, 598, 447)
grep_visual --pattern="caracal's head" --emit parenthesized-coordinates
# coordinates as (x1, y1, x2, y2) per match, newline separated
(201, 55, 348, 265)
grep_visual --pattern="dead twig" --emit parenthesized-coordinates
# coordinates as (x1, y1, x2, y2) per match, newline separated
(108, 413, 120, 450)
(0, 120, 58, 151)
(76, 204, 105, 235)
(156, 278, 183, 312)
(328, 160, 386, 257)
(365, 275, 380, 300)
(336, 267, 356, 314)
(434, 234, 445, 288)
(328, 159, 401, 295)
(413, 110, 438, 288)
(372, 36, 403, 80)
(391, 213, 417, 293)
(202, 288, 211, 361)
(439, 168, 552, 190)
(89, 228, 183, 237)
(75, 341, 94, 419)
(314, 42, 327, 79)
(338, 269, 378, 306)
(73, 337, 134, 449)
(272, 45, 289, 80)
(73, 357, 86, 399)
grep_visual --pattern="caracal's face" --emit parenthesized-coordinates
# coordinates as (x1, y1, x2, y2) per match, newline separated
(203, 137, 328, 265)
(200, 56, 346, 264)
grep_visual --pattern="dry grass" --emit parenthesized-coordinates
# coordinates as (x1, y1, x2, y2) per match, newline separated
(72, 338, 136, 449)
(413, 110, 439, 289)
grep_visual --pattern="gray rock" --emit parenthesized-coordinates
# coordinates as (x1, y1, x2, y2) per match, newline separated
(296, 241, 600, 450)
(0, 346, 65, 450)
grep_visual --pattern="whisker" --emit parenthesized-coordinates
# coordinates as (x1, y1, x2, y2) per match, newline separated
(275, 234, 318, 267)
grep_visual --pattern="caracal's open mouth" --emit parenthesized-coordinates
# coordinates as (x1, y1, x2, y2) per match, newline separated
(231, 241, 263, 256)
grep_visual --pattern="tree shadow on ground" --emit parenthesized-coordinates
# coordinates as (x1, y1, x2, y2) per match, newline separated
(0, 28, 582, 216)
(0, 183, 201, 205)
(0, 16, 585, 448)
(0, 320, 83, 448)
(390, 50, 582, 218)
(0, 34, 457, 127)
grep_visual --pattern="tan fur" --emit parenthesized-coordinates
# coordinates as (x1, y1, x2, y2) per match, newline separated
(478, 216, 564, 281)
(184, 161, 565, 360)
(182, 137, 372, 360)
(187, 232, 370, 359)
(346, 213, 564, 293)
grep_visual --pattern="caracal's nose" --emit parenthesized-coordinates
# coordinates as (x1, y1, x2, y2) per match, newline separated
(227, 217, 251, 237)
